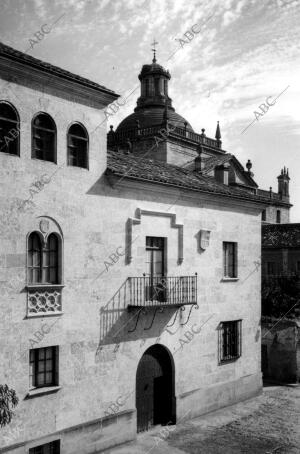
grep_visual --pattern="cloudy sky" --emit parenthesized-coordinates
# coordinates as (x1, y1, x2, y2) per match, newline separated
(0, 0, 299, 219)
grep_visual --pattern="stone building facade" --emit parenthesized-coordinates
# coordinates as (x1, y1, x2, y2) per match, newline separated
(0, 44, 273, 453)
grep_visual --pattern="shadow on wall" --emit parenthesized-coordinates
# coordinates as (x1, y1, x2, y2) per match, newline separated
(261, 318, 300, 383)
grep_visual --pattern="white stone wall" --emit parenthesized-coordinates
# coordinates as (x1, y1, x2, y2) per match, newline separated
(0, 79, 262, 453)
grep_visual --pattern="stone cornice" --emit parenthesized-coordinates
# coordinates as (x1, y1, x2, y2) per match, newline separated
(0, 56, 118, 108)
(106, 172, 268, 212)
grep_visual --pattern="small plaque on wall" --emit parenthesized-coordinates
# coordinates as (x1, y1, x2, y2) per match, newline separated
(199, 230, 211, 250)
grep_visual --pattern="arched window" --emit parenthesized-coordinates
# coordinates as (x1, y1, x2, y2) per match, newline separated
(154, 78, 160, 96)
(67, 123, 88, 169)
(32, 113, 56, 162)
(145, 79, 150, 97)
(28, 232, 59, 284)
(0, 101, 20, 155)
(28, 233, 42, 283)
(163, 79, 168, 95)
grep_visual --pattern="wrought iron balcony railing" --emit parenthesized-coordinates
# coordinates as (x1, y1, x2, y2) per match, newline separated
(127, 274, 197, 308)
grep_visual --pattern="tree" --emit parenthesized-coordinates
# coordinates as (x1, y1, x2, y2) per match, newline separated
(0, 385, 19, 427)
(262, 275, 300, 318)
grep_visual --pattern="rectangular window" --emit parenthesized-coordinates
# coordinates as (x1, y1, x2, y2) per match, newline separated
(145, 237, 165, 302)
(29, 347, 58, 389)
(223, 242, 238, 278)
(262, 210, 266, 221)
(219, 320, 242, 363)
(276, 210, 281, 224)
(29, 440, 60, 454)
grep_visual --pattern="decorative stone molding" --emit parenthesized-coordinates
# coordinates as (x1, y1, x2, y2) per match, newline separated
(126, 208, 183, 264)
(27, 285, 63, 316)
(26, 216, 64, 316)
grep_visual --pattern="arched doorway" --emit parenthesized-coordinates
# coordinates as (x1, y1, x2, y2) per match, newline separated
(136, 344, 175, 433)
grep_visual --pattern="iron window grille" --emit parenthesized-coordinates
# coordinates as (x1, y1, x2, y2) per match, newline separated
(223, 242, 238, 278)
(29, 440, 60, 454)
(0, 101, 20, 155)
(29, 346, 58, 389)
(67, 123, 89, 169)
(218, 320, 242, 363)
(32, 113, 56, 163)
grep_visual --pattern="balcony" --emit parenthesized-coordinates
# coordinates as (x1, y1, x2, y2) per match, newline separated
(127, 275, 197, 309)
(26, 284, 63, 317)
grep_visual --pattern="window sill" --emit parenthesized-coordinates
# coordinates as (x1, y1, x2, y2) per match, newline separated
(26, 284, 64, 289)
(31, 157, 57, 165)
(0, 150, 20, 157)
(219, 357, 241, 365)
(26, 312, 63, 319)
(25, 386, 61, 399)
(221, 278, 239, 282)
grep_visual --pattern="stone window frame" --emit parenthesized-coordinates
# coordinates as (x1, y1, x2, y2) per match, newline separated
(32, 111, 57, 164)
(26, 217, 64, 317)
(223, 241, 238, 279)
(67, 121, 89, 170)
(0, 100, 20, 156)
(218, 319, 242, 364)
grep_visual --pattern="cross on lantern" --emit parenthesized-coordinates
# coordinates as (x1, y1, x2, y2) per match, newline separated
(151, 39, 158, 62)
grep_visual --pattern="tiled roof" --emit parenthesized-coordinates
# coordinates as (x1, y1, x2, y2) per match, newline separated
(262, 224, 300, 248)
(0, 42, 116, 96)
(200, 153, 233, 174)
(106, 150, 268, 204)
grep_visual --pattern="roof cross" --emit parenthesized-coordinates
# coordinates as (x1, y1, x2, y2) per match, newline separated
(151, 39, 158, 62)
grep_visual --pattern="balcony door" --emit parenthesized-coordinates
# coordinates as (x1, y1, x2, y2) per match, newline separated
(146, 237, 165, 302)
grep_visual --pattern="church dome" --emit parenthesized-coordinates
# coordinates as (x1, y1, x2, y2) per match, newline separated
(116, 108, 193, 131)
(115, 53, 194, 133)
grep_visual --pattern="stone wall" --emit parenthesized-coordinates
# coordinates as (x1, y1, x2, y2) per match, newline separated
(0, 77, 262, 452)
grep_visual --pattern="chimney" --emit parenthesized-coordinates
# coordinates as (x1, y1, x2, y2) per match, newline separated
(277, 167, 290, 198)
(194, 144, 203, 172)
(215, 163, 230, 185)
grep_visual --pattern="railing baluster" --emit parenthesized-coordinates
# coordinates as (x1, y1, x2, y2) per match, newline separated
(128, 275, 198, 308)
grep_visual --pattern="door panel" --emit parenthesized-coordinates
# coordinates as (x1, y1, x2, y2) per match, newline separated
(136, 346, 174, 433)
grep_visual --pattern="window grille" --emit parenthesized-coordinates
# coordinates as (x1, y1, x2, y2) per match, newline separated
(218, 320, 242, 363)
